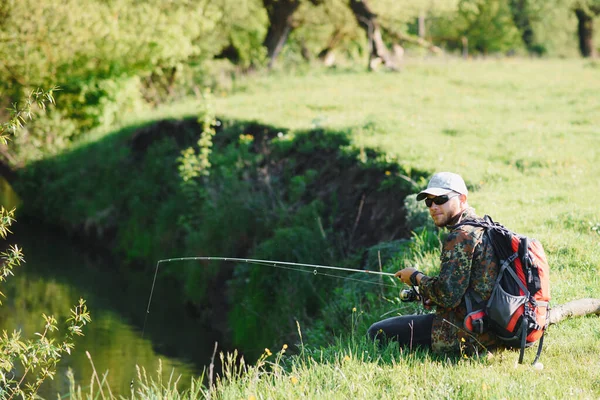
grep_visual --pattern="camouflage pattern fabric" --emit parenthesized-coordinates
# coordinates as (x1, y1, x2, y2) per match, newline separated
(419, 208, 501, 355)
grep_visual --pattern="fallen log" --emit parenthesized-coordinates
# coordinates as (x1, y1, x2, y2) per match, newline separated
(549, 298, 600, 325)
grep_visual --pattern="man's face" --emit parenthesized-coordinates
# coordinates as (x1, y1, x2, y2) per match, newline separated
(426, 193, 464, 227)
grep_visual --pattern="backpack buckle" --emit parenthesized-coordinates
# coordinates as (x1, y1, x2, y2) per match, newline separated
(464, 310, 487, 334)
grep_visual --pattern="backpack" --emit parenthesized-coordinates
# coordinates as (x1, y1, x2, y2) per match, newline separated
(457, 215, 551, 364)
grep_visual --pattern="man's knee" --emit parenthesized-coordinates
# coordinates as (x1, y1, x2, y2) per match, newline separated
(367, 323, 384, 341)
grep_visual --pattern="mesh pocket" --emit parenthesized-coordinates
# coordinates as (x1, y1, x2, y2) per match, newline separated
(487, 284, 527, 330)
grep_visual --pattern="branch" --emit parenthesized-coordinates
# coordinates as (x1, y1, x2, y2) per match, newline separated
(548, 298, 600, 325)
(383, 28, 442, 54)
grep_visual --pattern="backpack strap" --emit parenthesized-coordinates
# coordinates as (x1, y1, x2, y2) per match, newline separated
(518, 305, 529, 364)
(532, 330, 545, 365)
(531, 306, 551, 365)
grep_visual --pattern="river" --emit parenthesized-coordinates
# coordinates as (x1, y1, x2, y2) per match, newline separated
(0, 212, 219, 397)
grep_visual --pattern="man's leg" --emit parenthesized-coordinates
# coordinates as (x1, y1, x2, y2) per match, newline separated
(367, 314, 435, 349)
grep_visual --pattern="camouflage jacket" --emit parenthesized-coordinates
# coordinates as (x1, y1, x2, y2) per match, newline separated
(419, 208, 500, 355)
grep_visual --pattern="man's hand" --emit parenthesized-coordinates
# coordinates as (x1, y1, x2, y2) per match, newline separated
(395, 267, 420, 286)
(396, 268, 434, 308)
(423, 298, 434, 309)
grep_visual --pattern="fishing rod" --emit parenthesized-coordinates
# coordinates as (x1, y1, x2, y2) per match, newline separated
(157, 256, 396, 276)
(133, 256, 401, 389)
(141, 256, 398, 338)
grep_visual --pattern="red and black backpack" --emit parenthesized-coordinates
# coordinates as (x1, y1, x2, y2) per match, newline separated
(458, 216, 551, 364)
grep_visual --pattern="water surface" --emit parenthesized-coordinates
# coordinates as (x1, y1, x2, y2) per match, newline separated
(0, 219, 219, 397)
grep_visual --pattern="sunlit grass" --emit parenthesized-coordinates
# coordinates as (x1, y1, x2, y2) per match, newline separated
(214, 55, 600, 282)
(209, 57, 600, 398)
(68, 318, 600, 399)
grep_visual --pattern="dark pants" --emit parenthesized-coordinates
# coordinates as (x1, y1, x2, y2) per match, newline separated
(367, 314, 435, 350)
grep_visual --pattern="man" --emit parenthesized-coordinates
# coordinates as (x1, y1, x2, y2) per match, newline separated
(367, 172, 500, 355)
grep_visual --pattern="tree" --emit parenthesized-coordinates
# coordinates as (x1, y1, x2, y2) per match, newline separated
(573, 1, 600, 57)
(508, 0, 538, 54)
(262, 0, 324, 68)
(262, 0, 302, 68)
(348, 0, 402, 70)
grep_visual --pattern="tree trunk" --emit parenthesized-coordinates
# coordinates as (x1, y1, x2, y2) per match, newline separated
(418, 10, 426, 39)
(348, 0, 400, 71)
(575, 8, 596, 58)
(508, 0, 536, 54)
(262, 0, 302, 69)
(549, 298, 600, 325)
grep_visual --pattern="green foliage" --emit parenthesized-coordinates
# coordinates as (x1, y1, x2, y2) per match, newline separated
(0, 89, 91, 400)
(427, 0, 522, 53)
(403, 193, 436, 233)
(0, 299, 91, 399)
(0, 208, 23, 302)
(0, 0, 225, 88)
(0, 0, 254, 165)
(0, 88, 57, 146)
(228, 206, 335, 350)
(217, 0, 269, 68)
(178, 90, 218, 182)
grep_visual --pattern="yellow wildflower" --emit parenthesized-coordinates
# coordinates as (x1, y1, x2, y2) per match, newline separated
(352, 307, 357, 312)
(290, 376, 299, 385)
(264, 348, 272, 356)
(460, 337, 466, 342)
(248, 396, 257, 400)
(282, 344, 288, 350)
(385, 171, 391, 176)
(343, 355, 351, 362)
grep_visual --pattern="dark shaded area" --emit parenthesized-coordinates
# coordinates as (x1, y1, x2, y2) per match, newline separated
(127, 118, 423, 252)
(11, 116, 429, 361)
(0, 158, 16, 183)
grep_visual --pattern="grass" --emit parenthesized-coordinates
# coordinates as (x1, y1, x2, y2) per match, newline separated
(67, 330, 600, 399)
(215, 57, 600, 290)
(210, 57, 600, 398)
(47, 57, 600, 398)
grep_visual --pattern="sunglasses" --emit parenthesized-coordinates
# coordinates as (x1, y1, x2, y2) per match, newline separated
(424, 193, 460, 208)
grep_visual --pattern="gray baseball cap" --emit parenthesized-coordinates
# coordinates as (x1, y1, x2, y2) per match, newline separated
(416, 172, 468, 201)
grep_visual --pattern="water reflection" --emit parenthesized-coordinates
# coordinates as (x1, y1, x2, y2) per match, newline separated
(0, 219, 220, 397)
(0, 175, 20, 209)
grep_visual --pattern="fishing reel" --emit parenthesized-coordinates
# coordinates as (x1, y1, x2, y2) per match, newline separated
(399, 286, 421, 302)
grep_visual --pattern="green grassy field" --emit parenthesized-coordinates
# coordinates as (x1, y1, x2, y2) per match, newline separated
(216, 57, 600, 289)
(63, 58, 600, 399)
(208, 58, 600, 399)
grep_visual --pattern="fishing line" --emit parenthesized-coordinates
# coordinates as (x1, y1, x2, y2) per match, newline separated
(242, 261, 400, 290)
(158, 256, 397, 277)
(139, 256, 398, 335)
(134, 256, 401, 388)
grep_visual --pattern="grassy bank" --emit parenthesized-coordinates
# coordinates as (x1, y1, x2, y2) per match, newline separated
(206, 58, 600, 398)
(16, 58, 600, 398)
(216, 57, 600, 299)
